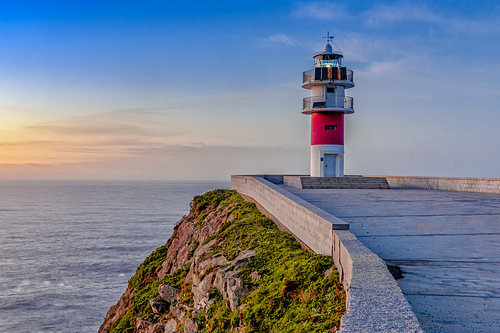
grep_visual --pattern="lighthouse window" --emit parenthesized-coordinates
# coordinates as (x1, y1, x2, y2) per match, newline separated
(325, 125, 337, 130)
(315, 57, 342, 68)
(326, 87, 335, 93)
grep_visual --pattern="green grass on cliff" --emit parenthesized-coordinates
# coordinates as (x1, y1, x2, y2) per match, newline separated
(105, 189, 345, 333)
(194, 190, 345, 332)
(107, 261, 192, 332)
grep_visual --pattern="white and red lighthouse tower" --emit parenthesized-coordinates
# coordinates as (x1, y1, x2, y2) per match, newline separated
(302, 33, 354, 177)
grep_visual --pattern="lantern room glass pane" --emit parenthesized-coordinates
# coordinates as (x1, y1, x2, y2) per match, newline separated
(315, 55, 343, 68)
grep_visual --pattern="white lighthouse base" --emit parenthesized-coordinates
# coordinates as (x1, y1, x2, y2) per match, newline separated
(310, 144, 344, 177)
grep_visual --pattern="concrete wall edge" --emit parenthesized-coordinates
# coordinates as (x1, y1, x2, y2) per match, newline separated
(231, 175, 424, 332)
(366, 175, 500, 194)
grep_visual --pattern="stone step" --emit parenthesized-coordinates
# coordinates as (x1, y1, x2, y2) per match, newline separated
(300, 177, 390, 189)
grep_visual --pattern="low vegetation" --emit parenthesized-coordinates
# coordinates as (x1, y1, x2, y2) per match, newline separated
(101, 189, 346, 333)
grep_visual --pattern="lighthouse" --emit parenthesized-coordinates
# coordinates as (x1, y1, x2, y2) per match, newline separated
(302, 33, 354, 177)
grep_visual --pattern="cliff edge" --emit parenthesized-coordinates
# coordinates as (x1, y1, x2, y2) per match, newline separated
(99, 189, 345, 333)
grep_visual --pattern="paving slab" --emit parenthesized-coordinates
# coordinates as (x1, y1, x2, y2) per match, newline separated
(283, 187, 500, 333)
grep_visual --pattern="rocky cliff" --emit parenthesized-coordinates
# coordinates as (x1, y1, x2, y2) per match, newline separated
(99, 189, 345, 333)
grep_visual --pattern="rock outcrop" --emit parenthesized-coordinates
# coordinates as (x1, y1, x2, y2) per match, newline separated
(99, 189, 346, 333)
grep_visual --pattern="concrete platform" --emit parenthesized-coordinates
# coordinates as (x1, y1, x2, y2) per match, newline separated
(283, 186, 500, 333)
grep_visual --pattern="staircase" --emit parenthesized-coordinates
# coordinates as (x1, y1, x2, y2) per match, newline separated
(300, 176, 390, 189)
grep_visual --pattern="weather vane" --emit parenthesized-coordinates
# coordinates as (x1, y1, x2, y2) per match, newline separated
(322, 31, 334, 44)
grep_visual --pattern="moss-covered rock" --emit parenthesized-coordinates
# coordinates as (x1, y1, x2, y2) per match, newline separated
(99, 189, 345, 333)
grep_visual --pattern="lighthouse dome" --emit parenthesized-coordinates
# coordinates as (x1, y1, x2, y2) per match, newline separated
(320, 42, 342, 55)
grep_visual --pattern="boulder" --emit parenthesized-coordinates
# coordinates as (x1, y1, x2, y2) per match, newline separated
(193, 291, 216, 316)
(151, 323, 166, 333)
(149, 298, 169, 314)
(250, 271, 261, 280)
(164, 319, 177, 333)
(184, 264, 196, 285)
(226, 276, 250, 312)
(197, 255, 229, 277)
(192, 272, 215, 304)
(184, 317, 199, 333)
(170, 303, 186, 322)
(193, 239, 217, 265)
(215, 268, 238, 300)
(232, 249, 256, 269)
(136, 317, 153, 333)
(158, 284, 181, 303)
(215, 269, 250, 312)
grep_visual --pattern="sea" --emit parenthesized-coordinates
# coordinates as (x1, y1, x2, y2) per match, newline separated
(0, 180, 230, 333)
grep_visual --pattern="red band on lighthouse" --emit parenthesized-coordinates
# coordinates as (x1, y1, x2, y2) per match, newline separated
(311, 112, 344, 145)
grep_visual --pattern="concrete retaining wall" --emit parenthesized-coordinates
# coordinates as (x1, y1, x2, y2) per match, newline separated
(231, 176, 348, 256)
(231, 175, 423, 332)
(371, 175, 500, 194)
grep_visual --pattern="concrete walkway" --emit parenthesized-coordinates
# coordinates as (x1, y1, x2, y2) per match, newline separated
(283, 186, 500, 333)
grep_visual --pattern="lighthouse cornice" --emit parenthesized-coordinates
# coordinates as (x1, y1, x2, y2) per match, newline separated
(313, 50, 343, 58)
(301, 80, 354, 90)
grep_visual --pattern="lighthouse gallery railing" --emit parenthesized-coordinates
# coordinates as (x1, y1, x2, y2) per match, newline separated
(302, 96, 353, 111)
(302, 68, 354, 85)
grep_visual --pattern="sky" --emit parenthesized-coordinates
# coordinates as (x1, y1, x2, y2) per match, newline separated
(1, 0, 500, 180)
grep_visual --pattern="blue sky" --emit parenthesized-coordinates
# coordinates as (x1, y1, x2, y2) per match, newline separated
(1, 0, 499, 180)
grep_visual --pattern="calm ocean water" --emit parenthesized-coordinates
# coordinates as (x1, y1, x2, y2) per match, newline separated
(0, 180, 230, 333)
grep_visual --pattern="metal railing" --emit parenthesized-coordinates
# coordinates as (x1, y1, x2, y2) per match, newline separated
(303, 96, 354, 111)
(302, 68, 354, 85)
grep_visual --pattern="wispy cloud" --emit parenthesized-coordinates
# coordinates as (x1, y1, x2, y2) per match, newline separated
(55, 148, 105, 153)
(363, 2, 440, 27)
(362, 2, 500, 36)
(256, 34, 300, 48)
(291, 1, 500, 37)
(0, 109, 186, 166)
(291, 1, 350, 20)
(24, 109, 184, 139)
(0, 144, 309, 180)
(446, 16, 500, 35)
(265, 34, 296, 45)
(0, 86, 307, 170)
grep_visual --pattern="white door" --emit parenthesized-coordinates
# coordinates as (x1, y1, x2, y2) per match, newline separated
(324, 154, 336, 177)
(326, 87, 335, 108)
